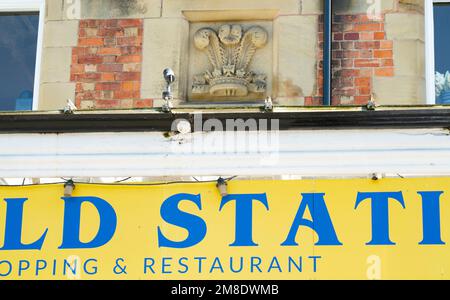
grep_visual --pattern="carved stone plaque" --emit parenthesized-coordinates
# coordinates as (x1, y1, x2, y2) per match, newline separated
(188, 22, 272, 101)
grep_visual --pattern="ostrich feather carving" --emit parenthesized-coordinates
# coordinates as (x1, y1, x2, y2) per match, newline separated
(192, 24, 269, 97)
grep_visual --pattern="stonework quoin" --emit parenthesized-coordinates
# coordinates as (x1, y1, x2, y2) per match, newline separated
(192, 24, 268, 98)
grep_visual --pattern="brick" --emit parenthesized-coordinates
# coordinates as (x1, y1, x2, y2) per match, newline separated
(354, 59, 379, 68)
(134, 99, 153, 108)
(344, 33, 359, 40)
(115, 72, 141, 81)
(381, 59, 394, 67)
(80, 100, 95, 110)
(95, 82, 121, 91)
(95, 100, 121, 109)
(117, 36, 142, 46)
(355, 77, 371, 87)
(75, 83, 83, 93)
(78, 38, 104, 47)
(71, 64, 84, 74)
(340, 77, 354, 88)
(332, 51, 343, 59)
(72, 73, 102, 82)
(72, 47, 88, 56)
(99, 28, 124, 37)
(97, 64, 123, 72)
(77, 55, 103, 64)
(102, 55, 117, 63)
(101, 90, 114, 99)
(359, 69, 373, 77)
(341, 42, 354, 50)
(87, 48, 98, 55)
(374, 50, 393, 58)
(105, 20, 119, 28)
(120, 99, 134, 108)
(332, 42, 340, 50)
(341, 59, 354, 68)
(355, 41, 380, 50)
(116, 55, 142, 63)
(339, 88, 357, 96)
(359, 32, 373, 40)
(123, 63, 141, 72)
(124, 27, 139, 37)
(82, 83, 95, 91)
(121, 81, 141, 91)
(120, 46, 142, 55)
(373, 32, 386, 40)
(358, 87, 371, 95)
(342, 51, 359, 59)
(85, 64, 97, 73)
(380, 40, 393, 49)
(354, 96, 371, 104)
(339, 69, 360, 77)
(80, 28, 99, 38)
(101, 73, 115, 81)
(359, 50, 373, 58)
(333, 33, 343, 41)
(375, 67, 394, 77)
(118, 19, 142, 28)
(114, 90, 139, 99)
(353, 23, 381, 32)
(98, 47, 122, 55)
(80, 20, 99, 28)
(342, 23, 353, 32)
(104, 37, 116, 46)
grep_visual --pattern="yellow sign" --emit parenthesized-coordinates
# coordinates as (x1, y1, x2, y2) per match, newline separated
(0, 178, 449, 280)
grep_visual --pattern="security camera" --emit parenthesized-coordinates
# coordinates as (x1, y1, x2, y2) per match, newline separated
(163, 68, 176, 84)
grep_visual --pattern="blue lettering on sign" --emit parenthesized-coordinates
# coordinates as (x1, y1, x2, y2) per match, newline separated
(281, 193, 342, 246)
(355, 192, 405, 245)
(0, 198, 48, 250)
(59, 197, 117, 249)
(0, 190, 447, 251)
(158, 193, 207, 248)
(418, 191, 446, 245)
(219, 193, 269, 247)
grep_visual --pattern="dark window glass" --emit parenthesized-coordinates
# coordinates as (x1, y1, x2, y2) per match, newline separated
(434, 4, 450, 104)
(0, 13, 39, 111)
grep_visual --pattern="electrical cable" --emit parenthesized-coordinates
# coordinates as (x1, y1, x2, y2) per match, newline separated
(0, 176, 238, 187)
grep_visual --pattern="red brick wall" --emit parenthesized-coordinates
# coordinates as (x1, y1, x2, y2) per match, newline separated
(70, 19, 153, 109)
(71, 16, 394, 109)
(308, 14, 395, 106)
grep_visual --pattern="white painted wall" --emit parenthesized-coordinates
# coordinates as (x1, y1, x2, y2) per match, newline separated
(0, 128, 449, 178)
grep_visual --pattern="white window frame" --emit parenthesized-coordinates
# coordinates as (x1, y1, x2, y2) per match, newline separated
(425, 0, 450, 104)
(0, 0, 45, 110)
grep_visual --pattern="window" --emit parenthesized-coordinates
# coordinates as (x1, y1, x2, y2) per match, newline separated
(426, 0, 450, 104)
(0, 1, 43, 111)
(433, 2, 450, 104)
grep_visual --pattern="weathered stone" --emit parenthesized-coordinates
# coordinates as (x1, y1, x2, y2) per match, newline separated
(39, 83, 76, 110)
(141, 18, 189, 101)
(393, 40, 425, 77)
(41, 48, 72, 83)
(333, 0, 395, 14)
(46, 0, 64, 21)
(373, 76, 426, 105)
(44, 21, 79, 47)
(64, 0, 161, 20)
(275, 16, 318, 101)
(385, 13, 424, 41)
(163, 0, 301, 18)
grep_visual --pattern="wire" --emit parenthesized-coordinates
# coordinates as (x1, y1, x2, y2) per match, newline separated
(114, 177, 132, 183)
(0, 176, 238, 187)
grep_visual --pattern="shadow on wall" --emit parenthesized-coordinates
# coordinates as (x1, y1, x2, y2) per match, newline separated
(82, 0, 148, 18)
